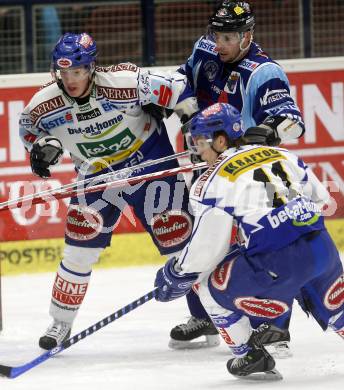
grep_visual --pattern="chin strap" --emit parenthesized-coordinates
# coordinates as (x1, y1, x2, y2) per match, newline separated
(229, 32, 253, 64)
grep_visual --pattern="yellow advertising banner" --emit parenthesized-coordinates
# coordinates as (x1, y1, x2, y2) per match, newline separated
(0, 232, 163, 276)
(0, 220, 343, 276)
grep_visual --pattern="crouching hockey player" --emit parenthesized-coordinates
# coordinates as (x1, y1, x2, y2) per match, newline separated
(19, 32, 198, 350)
(154, 103, 344, 380)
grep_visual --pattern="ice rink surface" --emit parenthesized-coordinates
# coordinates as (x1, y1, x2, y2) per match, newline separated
(0, 264, 343, 390)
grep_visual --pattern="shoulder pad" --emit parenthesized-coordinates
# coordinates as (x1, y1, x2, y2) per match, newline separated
(218, 146, 286, 182)
(39, 80, 57, 91)
(238, 43, 276, 74)
(96, 63, 139, 74)
(95, 66, 139, 100)
(28, 86, 65, 125)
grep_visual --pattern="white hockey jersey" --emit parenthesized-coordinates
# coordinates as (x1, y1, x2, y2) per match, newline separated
(177, 145, 329, 275)
(19, 63, 188, 173)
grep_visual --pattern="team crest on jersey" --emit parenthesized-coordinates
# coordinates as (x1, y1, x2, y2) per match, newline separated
(234, 297, 289, 318)
(65, 205, 103, 241)
(224, 71, 240, 94)
(324, 273, 344, 310)
(204, 60, 218, 82)
(151, 210, 192, 248)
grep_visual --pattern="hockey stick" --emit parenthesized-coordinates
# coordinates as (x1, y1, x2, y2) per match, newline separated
(0, 150, 190, 212)
(0, 288, 158, 379)
(0, 161, 207, 212)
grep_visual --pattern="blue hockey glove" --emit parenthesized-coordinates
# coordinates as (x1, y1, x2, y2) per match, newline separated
(154, 257, 199, 302)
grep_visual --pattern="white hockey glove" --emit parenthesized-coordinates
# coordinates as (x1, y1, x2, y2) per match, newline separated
(174, 96, 199, 124)
(30, 136, 63, 178)
(245, 116, 304, 146)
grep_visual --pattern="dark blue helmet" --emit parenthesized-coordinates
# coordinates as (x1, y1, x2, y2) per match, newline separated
(190, 103, 244, 141)
(51, 32, 97, 70)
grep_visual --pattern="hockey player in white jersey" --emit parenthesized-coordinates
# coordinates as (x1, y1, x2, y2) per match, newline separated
(154, 103, 344, 380)
(19, 32, 198, 350)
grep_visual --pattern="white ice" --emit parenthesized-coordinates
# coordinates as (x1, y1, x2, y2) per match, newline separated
(0, 264, 343, 390)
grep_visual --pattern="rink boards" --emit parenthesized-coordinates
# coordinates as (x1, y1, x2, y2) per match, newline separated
(0, 219, 342, 275)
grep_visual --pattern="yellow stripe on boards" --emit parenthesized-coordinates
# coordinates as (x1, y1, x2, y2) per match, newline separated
(0, 232, 164, 276)
(0, 219, 343, 276)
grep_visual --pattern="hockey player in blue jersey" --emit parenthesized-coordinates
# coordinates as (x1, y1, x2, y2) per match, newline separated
(154, 103, 344, 380)
(170, 1, 305, 353)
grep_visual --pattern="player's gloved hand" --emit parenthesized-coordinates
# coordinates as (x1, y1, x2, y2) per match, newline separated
(154, 257, 199, 302)
(30, 136, 63, 178)
(244, 125, 281, 147)
(245, 116, 297, 147)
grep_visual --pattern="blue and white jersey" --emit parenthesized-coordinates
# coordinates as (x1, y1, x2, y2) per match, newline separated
(176, 145, 328, 275)
(179, 37, 304, 140)
(19, 63, 189, 173)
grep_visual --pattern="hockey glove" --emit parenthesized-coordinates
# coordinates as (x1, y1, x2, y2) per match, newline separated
(30, 136, 63, 178)
(244, 125, 281, 147)
(154, 257, 199, 302)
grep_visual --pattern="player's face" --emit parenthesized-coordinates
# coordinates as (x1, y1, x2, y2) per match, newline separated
(213, 31, 250, 63)
(59, 66, 91, 97)
(192, 135, 219, 165)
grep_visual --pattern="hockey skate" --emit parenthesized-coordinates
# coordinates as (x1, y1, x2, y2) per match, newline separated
(39, 320, 71, 350)
(169, 316, 220, 349)
(226, 335, 283, 381)
(253, 322, 292, 358)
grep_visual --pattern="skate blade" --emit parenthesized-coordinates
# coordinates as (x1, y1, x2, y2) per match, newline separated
(168, 335, 220, 350)
(234, 369, 283, 381)
(267, 344, 292, 359)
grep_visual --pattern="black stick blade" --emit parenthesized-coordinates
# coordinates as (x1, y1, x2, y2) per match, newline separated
(0, 365, 13, 378)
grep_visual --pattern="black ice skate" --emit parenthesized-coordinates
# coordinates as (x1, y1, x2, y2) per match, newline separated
(253, 322, 292, 358)
(39, 320, 71, 350)
(226, 335, 283, 381)
(169, 316, 220, 349)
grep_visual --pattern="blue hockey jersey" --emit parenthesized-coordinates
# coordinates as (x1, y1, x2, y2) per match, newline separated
(179, 37, 304, 137)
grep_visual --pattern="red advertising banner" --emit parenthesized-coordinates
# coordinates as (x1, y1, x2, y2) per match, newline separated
(0, 69, 343, 242)
(287, 70, 344, 219)
(0, 86, 144, 241)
